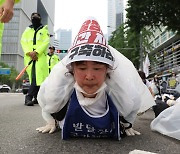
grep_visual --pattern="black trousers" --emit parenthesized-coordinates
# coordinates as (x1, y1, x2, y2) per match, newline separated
(153, 100, 169, 117)
(26, 85, 40, 101)
(26, 61, 40, 101)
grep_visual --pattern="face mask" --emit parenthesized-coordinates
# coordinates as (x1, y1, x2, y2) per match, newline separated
(31, 17, 41, 29)
(74, 82, 107, 106)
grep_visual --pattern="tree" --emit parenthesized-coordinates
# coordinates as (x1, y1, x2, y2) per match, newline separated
(126, 0, 180, 34)
(0, 62, 22, 90)
(108, 24, 154, 69)
(108, 24, 126, 49)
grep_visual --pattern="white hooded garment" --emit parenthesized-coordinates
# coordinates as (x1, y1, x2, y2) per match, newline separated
(151, 101, 180, 140)
(37, 45, 155, 124)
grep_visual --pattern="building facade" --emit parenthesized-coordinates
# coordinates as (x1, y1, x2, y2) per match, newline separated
(55, 29, 72, 50)
(107, 0, 124, 40)
(53, 39, 59, 50)
(148, 27, 180, 78)
(1, 0, 55, 72)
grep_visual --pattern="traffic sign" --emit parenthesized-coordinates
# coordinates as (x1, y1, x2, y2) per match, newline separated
(0, 68, 11, 75)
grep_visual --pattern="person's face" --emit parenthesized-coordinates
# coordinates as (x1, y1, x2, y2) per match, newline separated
(72, 61, 108, 95)
(49, 48, 54, 54)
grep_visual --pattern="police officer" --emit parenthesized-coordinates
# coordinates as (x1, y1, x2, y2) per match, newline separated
(47, 46, 60, 73)
(21, 12, 49, 106)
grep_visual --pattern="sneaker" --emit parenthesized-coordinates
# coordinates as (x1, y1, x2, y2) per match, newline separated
(25, 99, 34, 106)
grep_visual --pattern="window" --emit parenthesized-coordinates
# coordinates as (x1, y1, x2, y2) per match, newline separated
(161, 31, 167, 43)
(155, 36, 160, 47)
(168, 31, 175, 38)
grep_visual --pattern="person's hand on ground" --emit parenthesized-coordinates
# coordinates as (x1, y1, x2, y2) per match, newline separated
(125, 128, 141, 136)
(36, 120, 56, 134)
(120, 116, 141, 136)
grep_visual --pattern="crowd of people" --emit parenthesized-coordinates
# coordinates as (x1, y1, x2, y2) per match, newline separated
(139, 71, 180, 140)
(151, 72, 179, 95)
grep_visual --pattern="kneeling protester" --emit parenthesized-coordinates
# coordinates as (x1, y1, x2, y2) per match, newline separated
(37, 17, 155, 140)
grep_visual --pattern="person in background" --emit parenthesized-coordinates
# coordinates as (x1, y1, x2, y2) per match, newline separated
(149, 74, 161, 96)
(0, 0, 20, 56)
(21, 12, 49, 106)
(138, 71, 154, 97)
(167, 72, 179, 89)
(153, 75, 161, 94)
(47, 46, 60, 74)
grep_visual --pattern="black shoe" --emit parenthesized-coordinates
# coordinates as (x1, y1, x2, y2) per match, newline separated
(32, 98, 38, 104)
(25, 99, 34, 106)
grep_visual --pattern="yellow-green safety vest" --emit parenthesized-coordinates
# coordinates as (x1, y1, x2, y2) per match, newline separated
(21, 25, 50, 86)
(47, 53, 60, 73)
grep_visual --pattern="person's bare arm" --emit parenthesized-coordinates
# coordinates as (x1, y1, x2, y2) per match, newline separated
(0, 0, 15, 23)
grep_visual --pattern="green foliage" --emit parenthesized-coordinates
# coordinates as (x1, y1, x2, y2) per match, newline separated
(108, 24, 153, 69)
(108, 25, 126, 48)
(0, 62, 22, 89)
(126, 0, 180, 34)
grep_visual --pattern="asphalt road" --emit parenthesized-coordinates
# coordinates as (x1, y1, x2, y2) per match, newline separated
(0, 93, 179, 154)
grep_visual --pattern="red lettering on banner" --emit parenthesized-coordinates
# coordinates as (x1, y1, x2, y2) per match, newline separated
(89, 20, 101, 32)
(75, 32, 91, 45)
(78, 20, 101, 34)
(94, 33, 106, 45)
(72, 19, 107, 47)
(78, 20, 91, 33)
(74, 31, 106, 46)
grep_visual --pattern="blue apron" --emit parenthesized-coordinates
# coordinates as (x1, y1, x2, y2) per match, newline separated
(62, 90, 120, 140)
